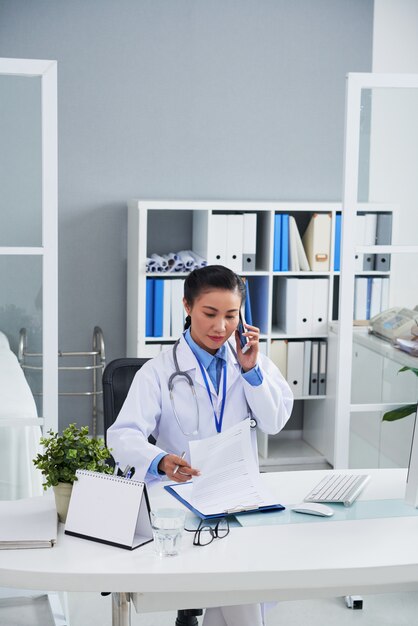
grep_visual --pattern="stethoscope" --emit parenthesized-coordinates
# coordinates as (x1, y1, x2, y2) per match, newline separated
(168, 337, 257, 436)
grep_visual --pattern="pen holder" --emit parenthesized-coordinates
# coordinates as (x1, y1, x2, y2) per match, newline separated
(53, 482, 73, 523)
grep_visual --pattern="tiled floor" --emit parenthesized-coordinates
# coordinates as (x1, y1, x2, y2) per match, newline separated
(67, 591, 418, 626)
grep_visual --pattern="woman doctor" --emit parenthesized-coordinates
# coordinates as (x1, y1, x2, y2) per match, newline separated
(108, 265, 293, 626)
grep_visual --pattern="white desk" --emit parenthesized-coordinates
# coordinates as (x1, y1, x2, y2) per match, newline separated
(1, 468, 418, 625)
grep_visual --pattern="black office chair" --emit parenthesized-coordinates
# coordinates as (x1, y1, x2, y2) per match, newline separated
(103, 358, 203, 626)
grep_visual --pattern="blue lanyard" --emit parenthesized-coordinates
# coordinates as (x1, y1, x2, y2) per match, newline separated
(195, 358, 227, 433)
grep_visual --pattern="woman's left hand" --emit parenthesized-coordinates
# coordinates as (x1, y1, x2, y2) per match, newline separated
(235, 323, 260, 372)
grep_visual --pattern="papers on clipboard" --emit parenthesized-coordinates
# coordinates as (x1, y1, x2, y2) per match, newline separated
(165, 420, 284, 519)
(0, 495, 57, 549)
(65, 470, 153, 550)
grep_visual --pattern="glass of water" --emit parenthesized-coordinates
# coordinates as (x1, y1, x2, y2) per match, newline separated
(151, 508, 186, 557)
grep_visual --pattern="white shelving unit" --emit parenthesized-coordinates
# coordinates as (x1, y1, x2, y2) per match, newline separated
(324, 204, 397, 468)
(331, 203, 417, 468)
(127, 199, 391, 470)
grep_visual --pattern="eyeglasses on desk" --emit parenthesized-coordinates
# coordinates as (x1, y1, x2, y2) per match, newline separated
(185, 518, 230, 547)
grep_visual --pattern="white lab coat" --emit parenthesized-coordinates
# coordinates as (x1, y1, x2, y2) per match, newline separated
(107, 335, 293, 481)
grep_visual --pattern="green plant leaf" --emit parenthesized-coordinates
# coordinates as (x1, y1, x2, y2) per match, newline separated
(33, 423, 113, 488)
(398, 366, 418, 377)
(382, 404, 418, 422)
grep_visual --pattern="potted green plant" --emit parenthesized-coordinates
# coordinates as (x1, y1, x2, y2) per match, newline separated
(382, 366, 418, 423)
(33, 423, 113, 522)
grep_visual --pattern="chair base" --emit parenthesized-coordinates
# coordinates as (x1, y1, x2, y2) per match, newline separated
(175, 608, 203, 626)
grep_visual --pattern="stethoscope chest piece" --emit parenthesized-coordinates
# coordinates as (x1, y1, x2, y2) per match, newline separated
(250, 417, 257, 429)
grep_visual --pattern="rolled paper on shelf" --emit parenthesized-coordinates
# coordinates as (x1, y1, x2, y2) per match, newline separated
(167, 252, 184, 272)
(177, 250, 196, 270)
(147, 250, 207, 273)
(150, 253, 169, 269)
(188, 250, 208, 268)
(146, 258, 163, 272)
(163, 252, 178, 270)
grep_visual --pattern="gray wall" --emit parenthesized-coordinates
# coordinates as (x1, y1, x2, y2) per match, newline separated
(0, 0, 373, 431)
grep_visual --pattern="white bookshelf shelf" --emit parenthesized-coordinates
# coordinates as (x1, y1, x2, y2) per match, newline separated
(259, 433, 327, 469)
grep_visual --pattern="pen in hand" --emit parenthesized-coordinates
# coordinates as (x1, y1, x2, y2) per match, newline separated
(173, 451, 186, 475)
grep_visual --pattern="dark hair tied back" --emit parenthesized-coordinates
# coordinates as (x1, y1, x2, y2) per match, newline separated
(183, 265, 246, 313)
(184, 314, 192, 330)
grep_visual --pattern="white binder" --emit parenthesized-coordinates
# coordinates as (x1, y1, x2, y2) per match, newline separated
(289, 216, 310, 271)
(302, 213, 331, 271)
(363, 213, 377, 270)
(375, 213, 392, 271)
(226, 214, 244, 272)
(207, 214, 228, 265)
(276, 278, 314, 335)
(370, 277, 383, 319)
(242, 213, 257, 271)
(171, 279, 185, 337)
(163, 279, 171, 337)
(354, 277, 368, 321)
(65, 470, 153, 550)
(311, 278, 329, 334)
(286, 341, 304, 399)
(354, 214, 366, 271)
(381, 277, 390, 311)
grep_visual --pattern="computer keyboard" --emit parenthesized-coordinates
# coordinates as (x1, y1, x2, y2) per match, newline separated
(304, 473, 371, 507)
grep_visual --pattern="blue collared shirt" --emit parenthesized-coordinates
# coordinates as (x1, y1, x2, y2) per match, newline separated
(148, 330, 263, 477)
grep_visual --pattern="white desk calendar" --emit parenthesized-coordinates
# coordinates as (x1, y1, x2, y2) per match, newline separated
(65, 470, 153, 550)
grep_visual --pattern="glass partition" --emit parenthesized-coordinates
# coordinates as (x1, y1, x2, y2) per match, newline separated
(0, 58, 57, 499)
(0, 75, 42, 247)
(0, 255, 43, 414)
(335, 75, 418, 469)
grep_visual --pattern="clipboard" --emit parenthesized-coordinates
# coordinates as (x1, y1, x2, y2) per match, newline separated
(165, 482, 285, 520)
(65, 470, 153, 550)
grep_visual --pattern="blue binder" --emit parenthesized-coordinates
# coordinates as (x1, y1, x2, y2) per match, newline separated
(245, 280, 253, 326)
(146, 279, 154, 337)
(273, 213, 282, 271)
(153, 279, 164, 337)
(280, 214, 289, 271)
(334, 213, 342, 271)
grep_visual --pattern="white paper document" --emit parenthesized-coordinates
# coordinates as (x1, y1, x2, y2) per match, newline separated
(168, 420, 281, 517)
(0, 495, 57, 549)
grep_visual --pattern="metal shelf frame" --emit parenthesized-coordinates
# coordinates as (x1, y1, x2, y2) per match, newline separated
(18, 327, 106, 437)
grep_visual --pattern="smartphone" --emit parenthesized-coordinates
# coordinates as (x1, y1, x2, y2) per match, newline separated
(238, 310, 251, 354)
